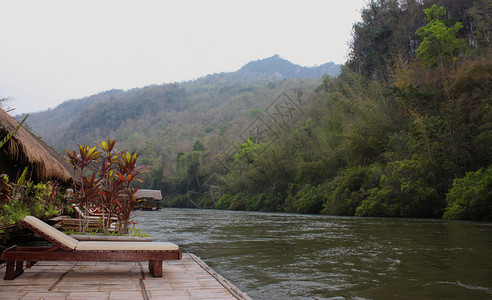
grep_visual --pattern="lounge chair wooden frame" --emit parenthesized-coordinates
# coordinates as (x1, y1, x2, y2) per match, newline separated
(71, 203, 118, 222)
(65, 204, 117, 233)
(1, 217, 182, 280)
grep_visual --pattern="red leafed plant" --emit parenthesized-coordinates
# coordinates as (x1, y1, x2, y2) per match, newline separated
(66, 138, 150, 234)
(115, 151, 151, 234)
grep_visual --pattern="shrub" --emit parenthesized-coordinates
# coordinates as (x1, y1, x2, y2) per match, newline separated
(443, 166, 492, 221)
(322, 166, 369, 216)
(0, 180, 65, 229)
(356, 155, 443, 217)
(228, 193, 248, 211)
(215, 193, 233, 210)
(66, 139, 150, 234)
(287, 184, 325, 214)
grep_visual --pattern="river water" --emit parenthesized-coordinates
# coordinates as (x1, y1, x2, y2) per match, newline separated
(134, 208, 492, 299)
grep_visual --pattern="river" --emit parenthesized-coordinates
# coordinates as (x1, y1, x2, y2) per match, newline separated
(134, 208, 492, 299)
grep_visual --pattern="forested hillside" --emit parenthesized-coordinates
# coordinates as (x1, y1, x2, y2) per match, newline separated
(25, 89, 126, 148)
(25, 55, 338, 151)
(23, 55, 337, 204)
(162, 0, 491, 221)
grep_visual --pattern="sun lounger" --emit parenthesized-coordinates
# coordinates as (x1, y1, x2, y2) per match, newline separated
(71, 204, 117, 221)
(62, 204, 117, 232)
(1, 216, 182, 280)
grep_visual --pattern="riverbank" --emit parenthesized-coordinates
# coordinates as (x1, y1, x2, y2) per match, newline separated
(0, 253, 251, 300)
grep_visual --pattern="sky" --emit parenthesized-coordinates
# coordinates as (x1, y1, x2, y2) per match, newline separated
(0, 0, 367, 115)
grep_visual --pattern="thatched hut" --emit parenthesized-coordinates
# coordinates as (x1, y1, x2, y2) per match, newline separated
(134, 189, 163, 210)
(0, 108, 77, 184)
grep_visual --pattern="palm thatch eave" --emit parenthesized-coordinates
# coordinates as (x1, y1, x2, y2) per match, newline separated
(0, 108, 78, 184)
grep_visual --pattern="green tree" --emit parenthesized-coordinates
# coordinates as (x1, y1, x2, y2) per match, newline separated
(468, 0, 492, 48)
(355, 155, 443, 218)
(443, 166, 492, 221)
(192, 140, 205, 152)
(415, 4, 465, 67)
(234, 139, 264, 165)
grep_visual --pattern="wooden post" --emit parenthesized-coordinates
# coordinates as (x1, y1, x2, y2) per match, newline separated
(148, 260, 163, 277)
(4, 260, 24, 280)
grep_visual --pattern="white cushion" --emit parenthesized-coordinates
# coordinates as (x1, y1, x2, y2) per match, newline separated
(23, 216, 179, 252)
(23, 216, 79, 250)
(75, 241, 179, 251)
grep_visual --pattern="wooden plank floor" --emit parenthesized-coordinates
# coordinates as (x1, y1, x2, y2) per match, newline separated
(0, 253, 251, 300)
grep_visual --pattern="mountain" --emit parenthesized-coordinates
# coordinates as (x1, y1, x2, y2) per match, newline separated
(236, 54, 340, 79)
(22, 90, 126, 147)
(23, 55, 340, 153)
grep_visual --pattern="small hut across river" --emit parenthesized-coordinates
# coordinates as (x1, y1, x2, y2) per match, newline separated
(134, 189, 163, 210)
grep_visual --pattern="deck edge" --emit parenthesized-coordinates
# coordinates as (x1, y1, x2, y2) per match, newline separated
(187, 252, 252, 300)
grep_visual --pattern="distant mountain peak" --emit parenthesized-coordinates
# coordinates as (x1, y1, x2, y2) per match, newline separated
(237, 55, 340, 80)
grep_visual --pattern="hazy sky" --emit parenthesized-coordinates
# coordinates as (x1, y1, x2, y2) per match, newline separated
(0, 0, 367, 115)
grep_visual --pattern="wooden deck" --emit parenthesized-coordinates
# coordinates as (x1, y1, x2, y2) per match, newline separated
(0, 253, 251, 300)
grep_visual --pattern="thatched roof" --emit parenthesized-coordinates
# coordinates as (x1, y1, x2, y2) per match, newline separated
(0, 108, 78, 184)
(135, 189, 163, 200)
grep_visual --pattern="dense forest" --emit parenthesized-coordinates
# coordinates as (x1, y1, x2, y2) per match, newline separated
(157, 0, 492, 221)
(25, 0, 491, 220)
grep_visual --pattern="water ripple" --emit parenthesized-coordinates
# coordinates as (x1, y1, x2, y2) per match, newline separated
(134, 208, 492, 299)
